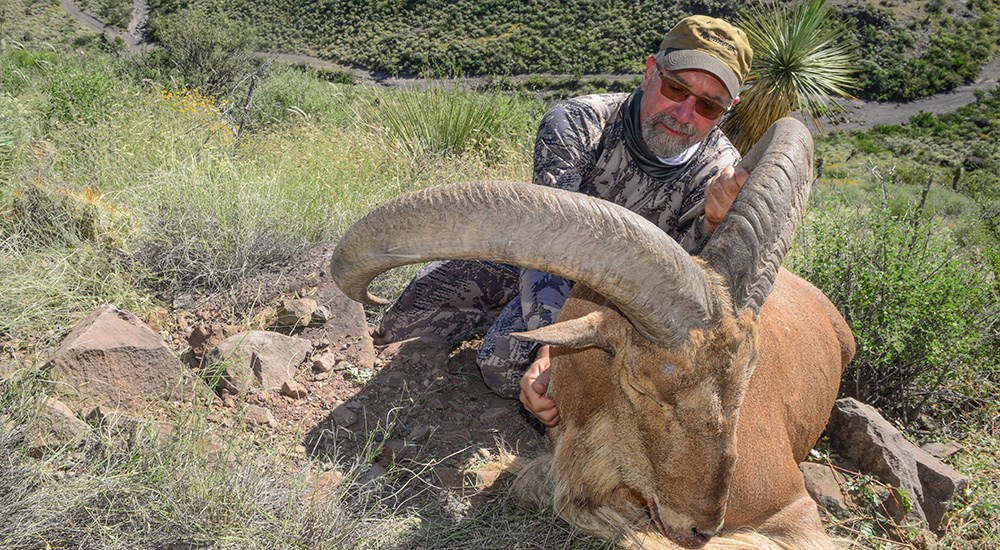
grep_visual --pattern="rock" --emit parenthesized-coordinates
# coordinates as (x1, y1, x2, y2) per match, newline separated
(46, 304, 208, 412)
(187, 323, 241, 366)
(826, 398, 969, 532)
(379, 438, 419, 465)
(358, 462, 387, 484)
(311, 352, 336, 373)
(311, 283, 377, 369)
(800, 462, 852, 515)
(245, 404, 277, 428)
(311, 305, 333, 324)
(479, 407, 509, 424)
(313, 371, 330, 381)
(920, 441, 962, 460)
(330, 406, 357, 427)
(275, 297, 318, 327)
(86, 405, 173, 445)
(26, 396, 90, 456)
(408, 424, 435, 443)
(204, 331, 312, 394)
(281, 380, 308, 399)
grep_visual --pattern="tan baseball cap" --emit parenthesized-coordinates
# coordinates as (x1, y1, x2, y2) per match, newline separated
(658, 15, 753, 99)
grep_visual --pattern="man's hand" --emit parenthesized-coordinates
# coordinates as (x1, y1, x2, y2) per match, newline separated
(519, 345, 559, 427)
(702, 165, 749, 235)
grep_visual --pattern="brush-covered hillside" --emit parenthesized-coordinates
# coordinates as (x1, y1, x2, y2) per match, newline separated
(115, 0, 1000, 100)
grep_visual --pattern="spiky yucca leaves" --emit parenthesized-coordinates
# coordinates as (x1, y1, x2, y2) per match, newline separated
(722, 0, 857, 154)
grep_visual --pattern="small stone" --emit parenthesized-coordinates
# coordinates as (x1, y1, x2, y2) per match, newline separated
(313, 371, 331, 381)
(920, 441, 962, 459)
(276, 298, 318, 327)
(333, 360, 352, 372)
(312, 354, 336, 373)
(409, 425, 434, 443)
(330, 407, 357, 427)
(425, 396, 444, 410)
(245, 404, 277, 427)
(479, 407, 509, 424)
(281, 380, 308, 399)
(312, 305, 333, 324)
(343, 399, 362, 411)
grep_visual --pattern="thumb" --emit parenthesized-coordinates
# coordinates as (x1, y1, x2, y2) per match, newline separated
(531, 367, 551, 394)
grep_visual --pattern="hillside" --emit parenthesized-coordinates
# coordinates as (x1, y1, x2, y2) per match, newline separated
(129, 0, 1000, 100)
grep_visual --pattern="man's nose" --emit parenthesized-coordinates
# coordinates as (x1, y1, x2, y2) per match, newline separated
(670, 95, 697, 125)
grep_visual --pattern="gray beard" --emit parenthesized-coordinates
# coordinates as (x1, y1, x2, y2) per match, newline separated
(641, 113, 696, 158)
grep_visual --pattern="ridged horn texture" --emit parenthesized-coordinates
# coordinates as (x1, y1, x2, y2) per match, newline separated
(330, 181, 715, 347)
(700, 117, 814, 315)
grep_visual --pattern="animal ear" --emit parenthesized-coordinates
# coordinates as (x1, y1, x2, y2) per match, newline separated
(512, 310, 616, 353)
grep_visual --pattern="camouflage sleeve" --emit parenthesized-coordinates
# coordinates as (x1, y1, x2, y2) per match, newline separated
(518, 99, 604, 331)
(519, 269, 573, 331)
(531, 99, 604, 191)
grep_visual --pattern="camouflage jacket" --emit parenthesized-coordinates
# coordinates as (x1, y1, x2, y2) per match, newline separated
(520, 92, 741, 331)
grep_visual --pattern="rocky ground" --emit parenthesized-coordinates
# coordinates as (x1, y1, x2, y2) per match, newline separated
(150, 241, 545, 494)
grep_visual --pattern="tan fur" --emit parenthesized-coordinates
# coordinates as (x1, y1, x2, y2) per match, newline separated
(513, 267, 854, 549)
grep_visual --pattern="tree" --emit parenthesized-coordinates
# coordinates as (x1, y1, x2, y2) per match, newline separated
(722, 0, 858, 154)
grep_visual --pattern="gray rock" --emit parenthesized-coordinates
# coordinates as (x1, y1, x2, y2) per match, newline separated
(46, 304, 208, 412)
(479, 407, 509, 424)
(275, 297, 318, 327)
(205, 331, 312, 394)
(826, 398, 968, 532)
(330, 405, 357, 427)
(281, 380, 308, 399)
(799, 462, 852, 516)
(408, 424, 435, 443)
(245, 404, 277, 428)
(26, 396, 90, 456)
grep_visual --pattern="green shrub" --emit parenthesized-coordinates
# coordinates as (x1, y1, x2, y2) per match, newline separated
(790, 201, 999, 423)
(365, 85, 536, 161)
(146, 8, 260, 98)
(44, 60, 123, 124)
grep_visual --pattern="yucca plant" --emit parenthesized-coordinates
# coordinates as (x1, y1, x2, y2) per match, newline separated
(722, 0, 858, 153)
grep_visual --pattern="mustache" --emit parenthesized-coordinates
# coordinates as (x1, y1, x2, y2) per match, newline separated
(650, 113, 695, 137)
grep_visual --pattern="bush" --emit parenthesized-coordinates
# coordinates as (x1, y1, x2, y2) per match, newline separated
(146, 8, 260, 98)
(364, 85, 536, 161)
(790, 200, 999, 423)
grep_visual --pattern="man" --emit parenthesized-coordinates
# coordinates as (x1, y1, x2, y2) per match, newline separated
(374, 15, 753, 427)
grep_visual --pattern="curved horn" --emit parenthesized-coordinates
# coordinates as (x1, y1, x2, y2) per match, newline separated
(330, 182, 716, 347)
(700, 117, 814, 314)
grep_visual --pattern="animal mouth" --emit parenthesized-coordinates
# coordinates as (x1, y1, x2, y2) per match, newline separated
(646, 496, 711, 549)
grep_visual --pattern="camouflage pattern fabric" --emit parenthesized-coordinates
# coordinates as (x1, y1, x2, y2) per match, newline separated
(374, 260, 548, 398)
(377, 92, 740, 399)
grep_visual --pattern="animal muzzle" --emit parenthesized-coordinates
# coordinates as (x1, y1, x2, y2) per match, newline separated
(646, 496, 721, 549)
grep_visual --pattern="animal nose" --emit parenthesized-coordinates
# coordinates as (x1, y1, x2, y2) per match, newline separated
(692, 525, 720, 542)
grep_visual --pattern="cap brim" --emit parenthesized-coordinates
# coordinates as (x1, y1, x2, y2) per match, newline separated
(661, 49, 740, 99)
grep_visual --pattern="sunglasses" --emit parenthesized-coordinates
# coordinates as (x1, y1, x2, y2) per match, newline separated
(655, 66, 732, 120)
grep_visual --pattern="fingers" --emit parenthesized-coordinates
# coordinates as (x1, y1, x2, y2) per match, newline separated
(519, 358, 560, 427)
(703, 165, 750, 233)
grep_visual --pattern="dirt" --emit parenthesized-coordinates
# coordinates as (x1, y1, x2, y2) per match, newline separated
(170, 241, 546, 494)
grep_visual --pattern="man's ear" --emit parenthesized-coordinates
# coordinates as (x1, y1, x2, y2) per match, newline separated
(641, 56, 658, 92)
(512, 310, 616, 354)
